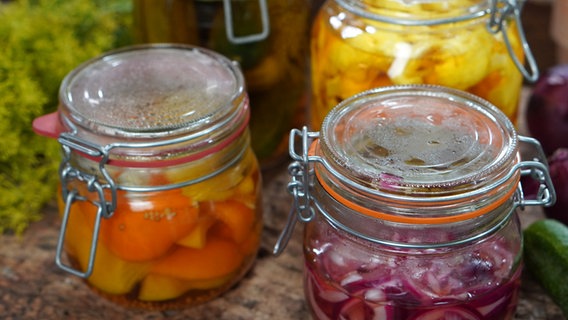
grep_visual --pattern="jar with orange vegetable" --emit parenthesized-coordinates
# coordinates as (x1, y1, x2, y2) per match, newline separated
(309, 0, 539, 130)
(32, 44, 262, 309)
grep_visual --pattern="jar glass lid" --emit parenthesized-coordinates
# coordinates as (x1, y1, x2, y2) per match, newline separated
(60, 44, 244, 138)
(319, 85, 518, 198)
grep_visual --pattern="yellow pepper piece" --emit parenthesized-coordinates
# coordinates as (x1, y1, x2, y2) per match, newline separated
(165, 148, 258, 203)
(62, 199, 151, 295)
(176, 215, 216, 249)
(138, 273, 231, 301)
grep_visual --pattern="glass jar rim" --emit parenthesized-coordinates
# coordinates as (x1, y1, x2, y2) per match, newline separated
(335, 0, 492, 25)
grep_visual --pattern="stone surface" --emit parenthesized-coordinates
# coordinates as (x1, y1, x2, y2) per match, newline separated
(0, 164, 566, 319)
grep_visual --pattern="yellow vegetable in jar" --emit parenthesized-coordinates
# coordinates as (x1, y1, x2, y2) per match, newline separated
(176, 214, 217, 249)
(310, 0, 524, 130)
(138, 273, 231, 301)
(165, 148, 259, 204)
(60, 195, 151, 295)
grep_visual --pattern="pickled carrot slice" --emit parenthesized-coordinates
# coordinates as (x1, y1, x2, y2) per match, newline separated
(151, 238, 244, 280)
(207, 200, 256, 244)
(80, 188, 200, 262)
(138, 273, 231, 301)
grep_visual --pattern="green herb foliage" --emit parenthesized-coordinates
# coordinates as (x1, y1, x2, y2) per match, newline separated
(0, 0, 132, 234)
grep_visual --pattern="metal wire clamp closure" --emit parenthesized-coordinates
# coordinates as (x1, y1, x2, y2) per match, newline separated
(487, 0, 539, 82)
(223, 0, 270, 44)
(273, 129, 556, 254)
(56, 132, 117, 278)
(273, 127, 319, 255)
(517, 136, 557, 209)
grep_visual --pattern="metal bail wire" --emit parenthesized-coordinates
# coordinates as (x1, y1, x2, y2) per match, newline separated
(273, 127, 320, 256)
(517, 136, 557, 209)
(55, 132, 118, 278)
(487, 0, 539, 82)
(223, 0, 270, 44)
(58, 132, 118, 216)
(55, 189, 104, 278)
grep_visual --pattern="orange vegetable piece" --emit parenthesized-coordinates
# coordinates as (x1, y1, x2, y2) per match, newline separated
(176, 215, 216, 249)
(151, 238, 244, 280)
(207, 200, 256, 244)
(237, 220, 262, 256)
(80, 188, 200, 262)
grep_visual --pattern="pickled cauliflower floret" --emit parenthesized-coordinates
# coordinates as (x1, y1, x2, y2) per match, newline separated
(344, 23, 492, 89)
(309, 1, 523, 129)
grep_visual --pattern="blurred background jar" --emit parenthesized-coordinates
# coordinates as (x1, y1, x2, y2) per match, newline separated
(33, 44, 263, 309)
(132, 0, 312, 169)
(309, 0, 539, 130)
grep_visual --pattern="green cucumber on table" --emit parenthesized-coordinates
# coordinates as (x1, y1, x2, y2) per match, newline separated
(524, 219, 568, 317)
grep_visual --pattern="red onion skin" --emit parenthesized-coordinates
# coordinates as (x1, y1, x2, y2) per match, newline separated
(544, 148, 568, 225)
(526, 65, 568, 156)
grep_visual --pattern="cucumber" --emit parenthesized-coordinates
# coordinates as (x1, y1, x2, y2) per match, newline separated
(524, 219, 568, 317)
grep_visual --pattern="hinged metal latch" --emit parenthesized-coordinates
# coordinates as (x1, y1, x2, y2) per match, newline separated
(516, 135, 557, 209)
(55, 132, 118, 278)
(487, 0, 539, 82)
(273, 127, 320, 256)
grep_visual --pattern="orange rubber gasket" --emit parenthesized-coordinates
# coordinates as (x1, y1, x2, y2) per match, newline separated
(313, 156, 519, 225)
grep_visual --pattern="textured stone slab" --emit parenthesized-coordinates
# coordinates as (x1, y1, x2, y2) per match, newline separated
(0, 164, 565, 320)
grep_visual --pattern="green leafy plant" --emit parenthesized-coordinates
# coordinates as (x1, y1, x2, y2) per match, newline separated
(0, 0, 132, 234)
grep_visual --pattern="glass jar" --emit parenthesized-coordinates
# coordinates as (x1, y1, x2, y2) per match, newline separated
(275, 85, 555, 319)
(132, 0, 311, 168)
(32, 44, 263, 309)
(309, 0, 539, 130)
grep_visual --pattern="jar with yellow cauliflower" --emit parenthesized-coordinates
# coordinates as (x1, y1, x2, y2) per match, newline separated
(33, 44, 262, 310)
(310, 0, 532, 130)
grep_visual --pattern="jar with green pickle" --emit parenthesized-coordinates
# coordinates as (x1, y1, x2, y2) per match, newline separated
(309, 0, 539, 130)
(133, 0, 311, 168)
